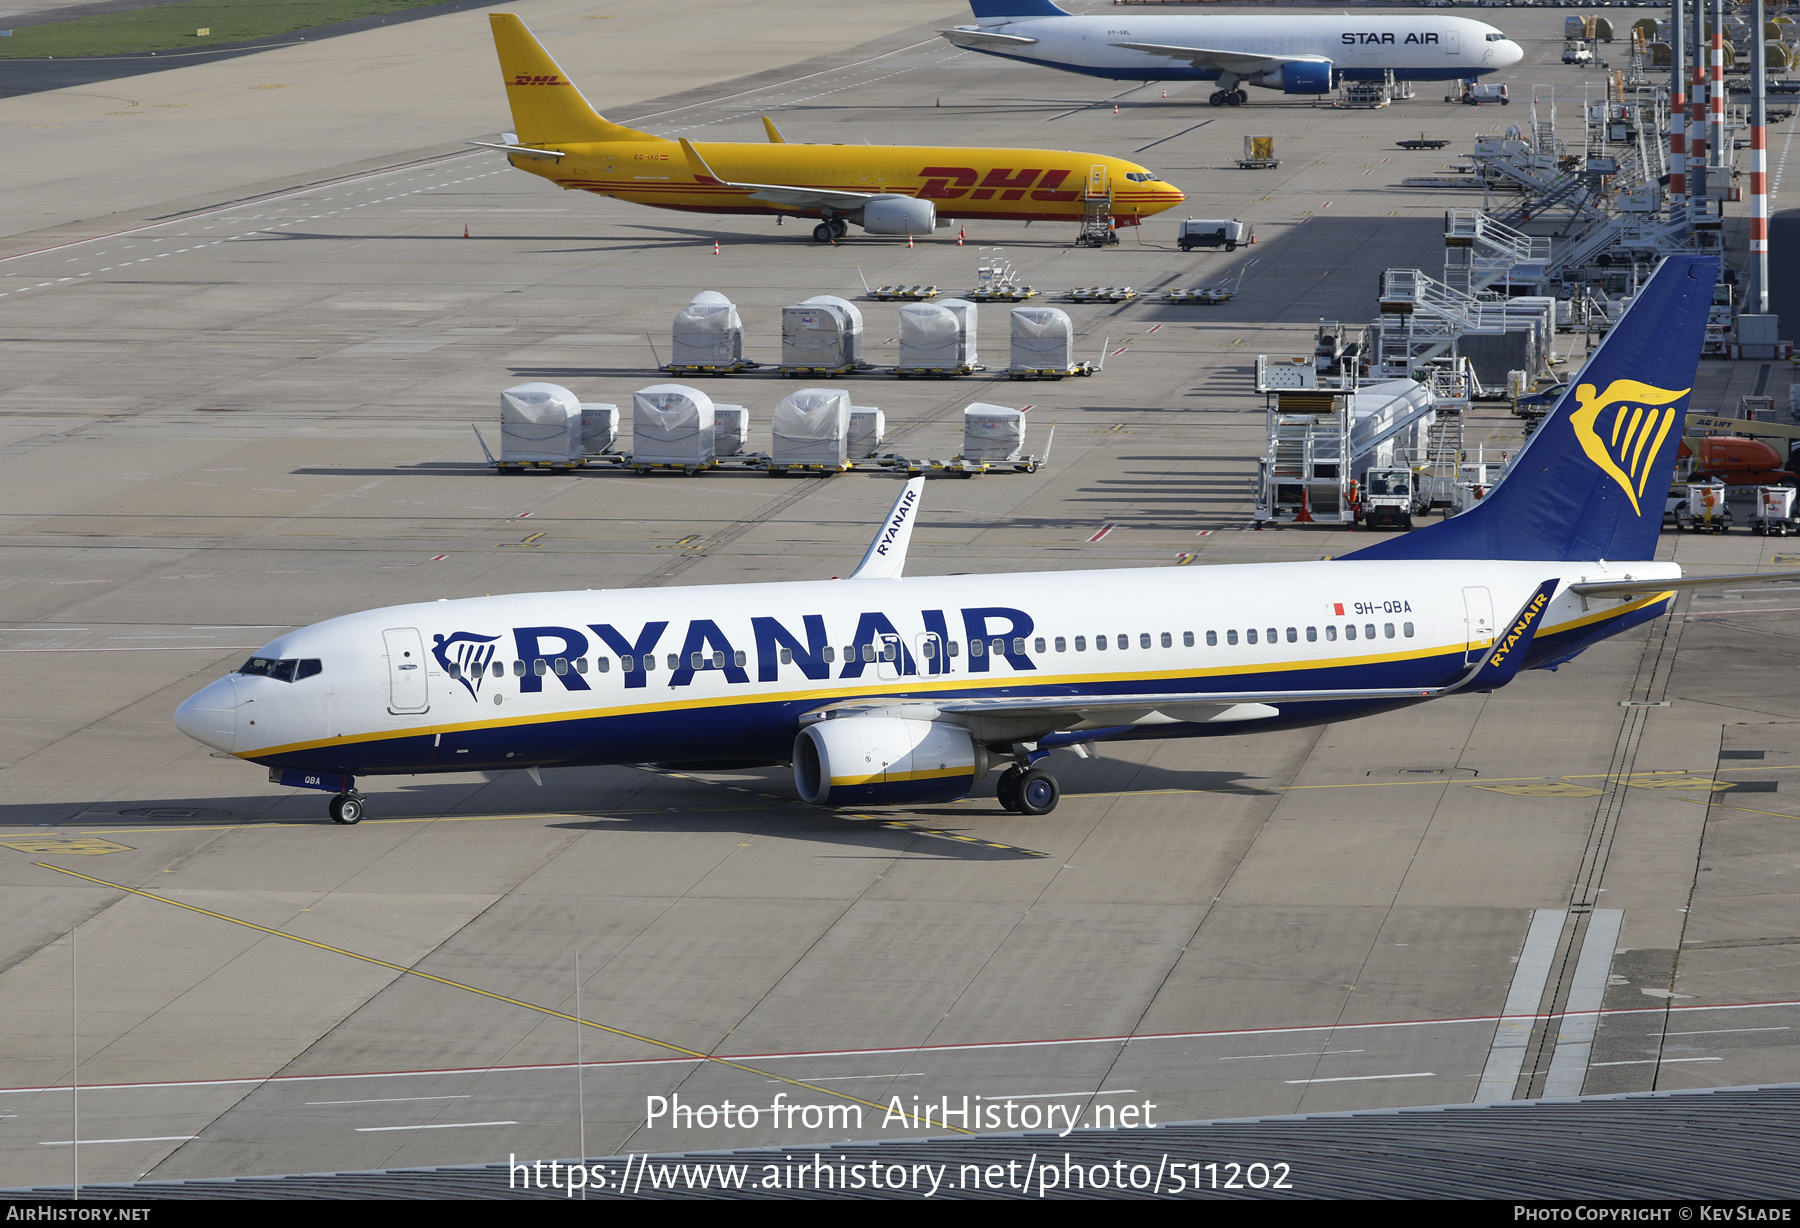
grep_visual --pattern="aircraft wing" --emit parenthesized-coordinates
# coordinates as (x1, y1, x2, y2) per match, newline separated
(1110, 41, 1327, 75)
(813, 579, 1564, 739)
(678, 138, 880, 212)
(938, 27, 1040, 52)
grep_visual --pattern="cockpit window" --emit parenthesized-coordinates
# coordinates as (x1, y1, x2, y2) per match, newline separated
(1124, 171, 1162, 183)
(1486, 32, 1507, 42)
(239, 657, 321, 683)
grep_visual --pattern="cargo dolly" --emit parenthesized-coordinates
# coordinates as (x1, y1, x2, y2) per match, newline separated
(870, 284, 940, 301)
(1066, 286, 1136, 303)
(1395, 134, 1452, 151)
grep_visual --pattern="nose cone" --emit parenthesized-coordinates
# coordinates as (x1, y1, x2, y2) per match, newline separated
(175, 676, 238, 753)
(1153, 183, 1186, 214)
(1499, 39, 1524, 67)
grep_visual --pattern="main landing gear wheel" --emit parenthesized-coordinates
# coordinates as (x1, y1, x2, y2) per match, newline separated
(1015, 769, 1060, 816)
(1209, 90, 1229, 107)
(829, 218, 848, 239)
(329, 793, 365, 825)
(1227, 90, 1245, 107)
(996, 766, 1025, 812)
(812, 222, 835, 243)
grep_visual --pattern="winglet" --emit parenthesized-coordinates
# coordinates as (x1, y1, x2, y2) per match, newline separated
(762, 116, 786, 144)
(846, 478, 926, 581)
(679, 138, 725, 186)
(1463, 578, 1560, 690)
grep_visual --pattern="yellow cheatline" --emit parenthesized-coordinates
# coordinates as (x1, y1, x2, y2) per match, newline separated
(33, 863, 970, 1135)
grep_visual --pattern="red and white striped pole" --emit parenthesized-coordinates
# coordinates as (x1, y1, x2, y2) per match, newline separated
(1710, 0, 1726, 186)
(1690, 0, 1708, 201)
(1752, 0, 1769, 312)
(1670, 0, 1687, 213)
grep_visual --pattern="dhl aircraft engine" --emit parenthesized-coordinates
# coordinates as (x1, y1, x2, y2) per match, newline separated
(794, 717, 990, 807)
(481, 14, 1184, 243)
(861, 197, 940, 236)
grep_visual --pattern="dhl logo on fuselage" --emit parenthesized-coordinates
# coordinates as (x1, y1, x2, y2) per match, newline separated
(1568, 379, 1690, 516)
(1484, 590, 1550, 670)
(512, 74, 562, 85)
(919, 167, 1081, 202)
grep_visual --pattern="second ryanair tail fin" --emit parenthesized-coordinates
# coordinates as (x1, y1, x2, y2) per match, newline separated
(1350, 255, 1720, 564)
(489, 13, 662, 146)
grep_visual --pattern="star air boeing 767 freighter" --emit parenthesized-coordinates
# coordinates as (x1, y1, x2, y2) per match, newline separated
(476, 13, 1183, 243)
(177, 256, 1796, 825)
(941, 0, 1524, 107)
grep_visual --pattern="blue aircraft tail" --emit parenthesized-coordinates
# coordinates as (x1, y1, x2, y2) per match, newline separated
(967, 0, 1068, 17)
(1348, 254, 1720, 563)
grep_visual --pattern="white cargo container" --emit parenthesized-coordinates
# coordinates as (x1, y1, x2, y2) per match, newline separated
(849, 407, 885, 458)
(670, 290, 746, 370)
(712, 404, 749, 456)
(579, 402, 619, 455)
(781, 294, 865, 372)
(1009, 306, 1076, 373)
(896, 299, 978, 373)
(962, 403, 1026, 462)
(770, 388, 851, 467)
(631, 384, 716, 469)
(500, 382, 582, 464)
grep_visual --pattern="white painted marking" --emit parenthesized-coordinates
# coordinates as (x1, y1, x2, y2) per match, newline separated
(40, 1136, 194, 1146)
(762, 1074, 922, 1083)
(1220, 1050, 1363, 1061)
(1589, 1057, 1723, 1067)
(307, 1095, 469, 1106)
(1660, 1027, 1789, 1036)
(1284, 1072, 1435, 1084)
(974, 1089, 1137, 1100)
(355, 1121, 517, 1132)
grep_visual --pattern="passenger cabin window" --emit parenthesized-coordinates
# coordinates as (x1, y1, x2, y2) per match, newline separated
(1345, 625, 1357, 641)
(1325, 626, 1337, 642)
(1035, 637, 1047, 653)
(1384, 623, 1396, 639)
(1075, 636, 1087, 651)
(1365, 624, 1376, 640)
(970, 639, 986, 657)
(1246, 629, 1258, 645)
(1117, 634, 1128, 650)
(1306, 626, 1318, 642)
(1095, 635, 1107, 651)
(1404, 622, 1415, 637)
(1054, 637, 1066, 652)
(1204, 631, 1215, 647)
(1286, 627, 1297, 643)
(1161, 632, 1172, 648)
(596, 657, 611, 672)
(1226, 630, 1238, 646)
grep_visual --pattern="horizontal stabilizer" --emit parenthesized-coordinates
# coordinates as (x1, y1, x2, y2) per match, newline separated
(1569, 569, 1800, 598)
(939, 27, 1041, 51)
(467, 140, 565, 162)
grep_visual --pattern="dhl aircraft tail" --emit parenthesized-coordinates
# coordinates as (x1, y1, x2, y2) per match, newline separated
(489, 13, 662, 146)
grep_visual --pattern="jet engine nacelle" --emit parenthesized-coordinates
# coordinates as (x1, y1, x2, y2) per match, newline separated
(794, 716, 987, 806)
(1254, 60, 1333, 94)
(860, 195, 937, 236)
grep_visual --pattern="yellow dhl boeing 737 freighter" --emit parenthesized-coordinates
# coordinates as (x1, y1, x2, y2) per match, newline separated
(480, 13, 1185, 243)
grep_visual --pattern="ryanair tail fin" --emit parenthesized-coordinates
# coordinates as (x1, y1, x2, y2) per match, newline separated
(489, 13, 661, 146)
(1349, 255, 1720, 564)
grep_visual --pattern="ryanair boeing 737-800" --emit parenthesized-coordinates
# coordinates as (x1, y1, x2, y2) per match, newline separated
(478, 14, 1183, 243)
(176, 257, 1793, 826)
(941, 0, 1524, 107)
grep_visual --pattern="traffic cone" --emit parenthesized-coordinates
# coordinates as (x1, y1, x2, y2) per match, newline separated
(1162, 88, 1167, 98)
(907, 233, 914, 248)
(1113, 102, 1119, 114)
(957, 233, 963, 247)
(959, 226, 966, 241)
(1295, 486, 1315, 523)
(462, 224, 469, 238)
(713, 240, 720, 255)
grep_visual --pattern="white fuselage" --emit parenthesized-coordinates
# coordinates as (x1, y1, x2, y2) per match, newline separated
(175, 557, 1674, 777)
(950, 14, 1524, 85)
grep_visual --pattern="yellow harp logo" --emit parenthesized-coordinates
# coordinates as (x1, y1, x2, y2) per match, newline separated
(1568, 379, 1689, 516)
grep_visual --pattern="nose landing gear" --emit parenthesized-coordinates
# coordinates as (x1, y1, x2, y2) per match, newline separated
(329, 792, 365, 825)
